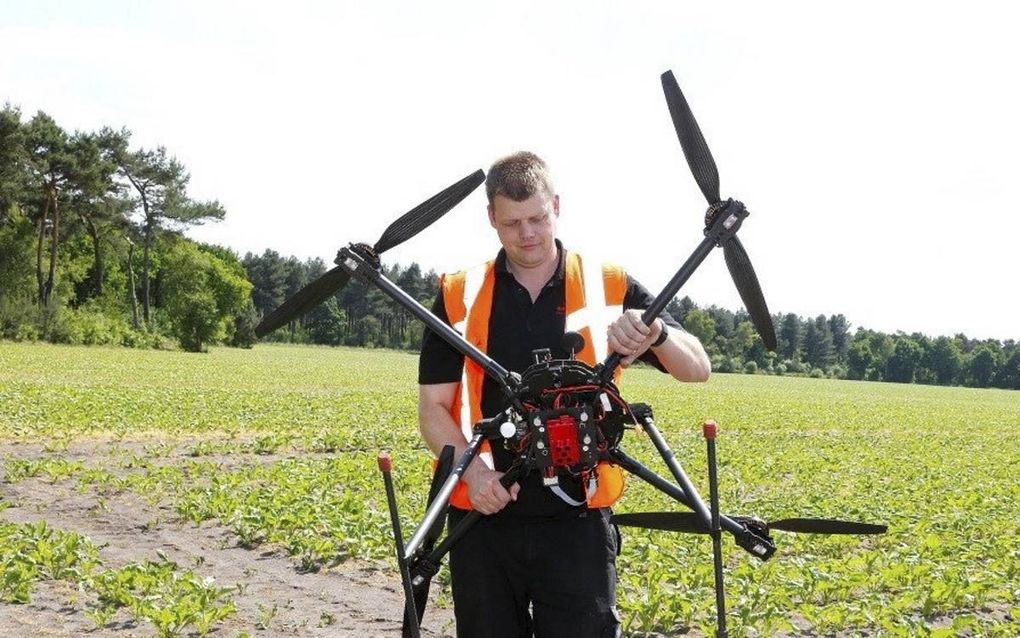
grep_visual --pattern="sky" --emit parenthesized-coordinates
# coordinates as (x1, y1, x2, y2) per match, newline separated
(2, 0, 1018, 342)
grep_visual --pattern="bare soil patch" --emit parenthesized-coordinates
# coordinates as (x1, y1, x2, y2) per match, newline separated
(0, 439, 455, 637)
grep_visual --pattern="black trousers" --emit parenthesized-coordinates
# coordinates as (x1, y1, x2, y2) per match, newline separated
(448, 507, 620, 638)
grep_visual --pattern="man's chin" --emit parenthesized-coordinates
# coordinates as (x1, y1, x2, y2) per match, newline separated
(511, 250, 546, 267)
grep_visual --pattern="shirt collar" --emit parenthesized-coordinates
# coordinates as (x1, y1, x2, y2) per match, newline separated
(494, 239, 566, 284)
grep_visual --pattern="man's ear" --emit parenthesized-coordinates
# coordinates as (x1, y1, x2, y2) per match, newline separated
(488, 204, 497, 228)
(553, 194, 560, 217)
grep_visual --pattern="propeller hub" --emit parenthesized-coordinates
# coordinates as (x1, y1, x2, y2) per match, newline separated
(338, 242, 380, 270)
(703, 199, 748, 246)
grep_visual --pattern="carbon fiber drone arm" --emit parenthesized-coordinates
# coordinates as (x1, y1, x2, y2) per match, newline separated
(599, 201, 749, 382)
(607, 447, 775, 561)
(336, 244, 520, 404)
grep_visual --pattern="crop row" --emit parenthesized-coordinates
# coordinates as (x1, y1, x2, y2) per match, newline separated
(0, 520, 237, 637)
(2, 342, 1018, 635)
(4, 428, 1017, 636)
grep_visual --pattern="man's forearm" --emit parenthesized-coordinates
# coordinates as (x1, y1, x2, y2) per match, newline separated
(417, 396, 490, 483)
(419, 401, 468, 457)
(651, 324, 711, 382)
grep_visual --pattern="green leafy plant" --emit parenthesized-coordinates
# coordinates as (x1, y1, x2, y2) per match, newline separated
(255, 602, 278, 630)
(2, 343, 1019, 635)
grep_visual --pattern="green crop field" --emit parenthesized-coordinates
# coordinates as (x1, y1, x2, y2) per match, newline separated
(1, 342, 1018, 637)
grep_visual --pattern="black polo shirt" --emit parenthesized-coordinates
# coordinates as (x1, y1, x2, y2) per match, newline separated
(418, 241, 681, 517)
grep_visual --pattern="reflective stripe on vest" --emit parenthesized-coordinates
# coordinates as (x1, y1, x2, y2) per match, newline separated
(440, 251, 627, 509)
(454, 262, 495, 470)
(565, 251, 624, 363)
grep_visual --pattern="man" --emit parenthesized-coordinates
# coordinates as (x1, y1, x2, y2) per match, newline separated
(418, 151, 710, 637)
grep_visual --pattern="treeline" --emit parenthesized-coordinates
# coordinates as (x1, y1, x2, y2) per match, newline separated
(2, 106, 1016, 389)
(0, 105, 253, 351)
(243, 249, 437, 350)
(245, 256, 1019, 390)
(666, 300, 1020, 389)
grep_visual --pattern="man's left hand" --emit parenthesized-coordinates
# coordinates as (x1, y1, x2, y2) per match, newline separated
(608, 309, 662, 367)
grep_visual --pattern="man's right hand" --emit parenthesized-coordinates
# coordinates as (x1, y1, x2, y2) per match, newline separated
(467, 466, 521, 515)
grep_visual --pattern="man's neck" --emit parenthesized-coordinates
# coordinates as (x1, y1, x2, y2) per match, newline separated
(506, 248, 559, 301)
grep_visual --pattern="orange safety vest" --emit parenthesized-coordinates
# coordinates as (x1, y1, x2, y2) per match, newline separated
(440, 251, 627, 510)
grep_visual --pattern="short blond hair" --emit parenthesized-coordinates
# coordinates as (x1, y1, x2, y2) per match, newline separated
(485, 151, 555, 204)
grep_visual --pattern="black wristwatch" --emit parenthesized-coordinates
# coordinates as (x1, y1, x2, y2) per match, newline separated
(651, 318, 669, 348)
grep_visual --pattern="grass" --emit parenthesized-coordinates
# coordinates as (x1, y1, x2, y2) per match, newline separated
(1, 341, 1018, 636)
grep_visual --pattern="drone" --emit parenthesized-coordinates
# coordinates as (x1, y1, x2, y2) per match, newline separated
(256, 70, 887, 638)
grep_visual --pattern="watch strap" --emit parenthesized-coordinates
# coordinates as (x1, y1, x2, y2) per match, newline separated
(651, 318, 669, 348)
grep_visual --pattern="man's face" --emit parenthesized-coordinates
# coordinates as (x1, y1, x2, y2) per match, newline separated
(488, 192, 560, 271)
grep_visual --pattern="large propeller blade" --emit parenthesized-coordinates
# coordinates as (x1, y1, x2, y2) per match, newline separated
(612, 512, 887, 536)
(767, 518, 888, 535)
(255, 267, 350, 338)
(723, 237, 777, 351)
(255, 169, 485, 338)
(661, 70, 720, 205)
(662, 70, 778, 351)
(612, 511, 705, 533)
(375, 169, 485, 255)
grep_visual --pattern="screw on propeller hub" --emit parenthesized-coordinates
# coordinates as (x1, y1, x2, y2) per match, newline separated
(255, 169, 485, 338)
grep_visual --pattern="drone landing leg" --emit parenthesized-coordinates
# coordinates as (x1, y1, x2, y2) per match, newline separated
(608, 448, 693, 507)
(378, 453, 421, 638)
(608, 448, 775, 560)
(703, 421, 728, 638)
(410, 464, 525, 582)
(634, 411, 715, 529)
(404, 434, 486, 560)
